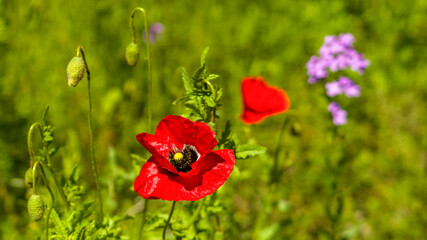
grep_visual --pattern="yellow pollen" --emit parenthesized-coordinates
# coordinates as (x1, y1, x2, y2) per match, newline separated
(173, 152, 184, 161)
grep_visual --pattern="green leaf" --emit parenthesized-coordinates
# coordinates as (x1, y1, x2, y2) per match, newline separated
(256, 223, 279, 240)
(218, 121, 231, 145)
(208, 122, 217, 133)
(216, 88, 223, 101)
(42, 105, 49, 125)
(192, 64, 205, 84)
(173, 95, 191, 105)
(181, 68, 192, 92)
(49, 146, 60, 156)
(206, 74, 219, 81)
(43, 135, 54, 142)
(200, 47, 209, 66)
(235, 144, 267, 159)
(145, 214, 167, 231)
(204, 96, 216, 107)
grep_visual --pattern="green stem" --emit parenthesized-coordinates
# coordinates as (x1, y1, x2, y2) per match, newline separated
(129, 7, 152, 132)
(39, 163, 54, 240)
(137, 199, 149, 240)
(34, 162, 55, 240)
(27, 122, 42, 168)
(78, 46, 104, 223)
(270, 116, 290, 183)
(33, 162, 40, 194)
(185, 198, 206, 228)
(162, 201, 176, 240)
(43, 165, 70, 211)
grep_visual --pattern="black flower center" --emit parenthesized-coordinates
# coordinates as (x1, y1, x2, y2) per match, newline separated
(168, 145, 199, 172)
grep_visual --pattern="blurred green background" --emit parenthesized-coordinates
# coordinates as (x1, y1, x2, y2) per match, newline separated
(1, 0, 426, 239)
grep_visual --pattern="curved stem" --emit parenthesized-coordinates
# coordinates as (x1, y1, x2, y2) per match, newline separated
(204, 80, 216, 101)
(162, 201, 176, 240)
(27, 122, 42, 168)
(33, 162, 40, 194)
(77, 46, 103, 223)
(129, 7, 152, 132)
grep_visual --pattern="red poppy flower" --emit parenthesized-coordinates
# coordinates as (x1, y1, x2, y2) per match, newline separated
(241, 77, 290, 124)
(134, 115, 235, 201)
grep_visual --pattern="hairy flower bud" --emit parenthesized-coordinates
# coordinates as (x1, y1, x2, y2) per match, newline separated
(28, 194, 45, 221)
(67, 56, 86, 87)
(24, 168, 38, 188)
(125, 42, 140, 67)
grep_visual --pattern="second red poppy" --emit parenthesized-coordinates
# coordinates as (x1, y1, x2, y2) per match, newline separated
(241, 77, 290, 124)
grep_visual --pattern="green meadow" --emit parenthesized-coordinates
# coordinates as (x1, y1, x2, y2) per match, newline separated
(0, 0, 426, 239)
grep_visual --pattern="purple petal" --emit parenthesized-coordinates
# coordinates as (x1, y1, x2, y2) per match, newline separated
(338, 33, 355, 47)
(325, 81, 343, 97)
(332, 109, 347, 125)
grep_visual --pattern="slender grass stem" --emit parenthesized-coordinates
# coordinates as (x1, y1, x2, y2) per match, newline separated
(78, 46, 104, 223)
(162, 201, 176, 240)
(270, 116, 290, 183)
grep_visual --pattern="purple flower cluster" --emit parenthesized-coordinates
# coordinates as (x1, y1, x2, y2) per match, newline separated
(325, 76, 360, 98)
(306, 33, 370, 126)
(143, 23, 165, 44)
(306, 33, 370, 84)
(328, 102, 347, 125)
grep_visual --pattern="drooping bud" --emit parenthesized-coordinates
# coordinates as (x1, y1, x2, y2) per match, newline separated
(125, 42, 140, 67)
(28, 194, 45, 221)
(67, 56, 86, 87)
(24, 168, 38, 188)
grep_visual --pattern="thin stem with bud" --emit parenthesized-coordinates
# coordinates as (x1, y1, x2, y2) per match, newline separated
(76, 46, 104, 223)
(129, 7, 152, 132)
(129, 7, 153, 239)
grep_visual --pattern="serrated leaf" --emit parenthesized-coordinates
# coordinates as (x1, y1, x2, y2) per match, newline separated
(216, 88, 223, 101)
(192, 65, 205, 84)
(206, 74, 219, 81)
(145, 214, 167, 231)
(200, 47, 209, 66)
(204, 96, 216, 107)
(219, 121, 231, 145)
(43, 135, 53, 142)
(181, 68, 192, 92)
(231, 133, 240, 146)
(49, 146, 60, 156)
(235, 144, 267, 159)
(42, 105, 49, 125)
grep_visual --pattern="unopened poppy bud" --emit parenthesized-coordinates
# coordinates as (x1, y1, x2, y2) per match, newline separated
(67, 56, 86, 87)
(126, 42, 140, 67)
(28, 194, 45, 221)
(24, 168, 38, 188)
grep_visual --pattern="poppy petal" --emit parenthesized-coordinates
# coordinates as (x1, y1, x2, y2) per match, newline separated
(134, 149, 235, 201)
(155, 115, 218, 157)
(241, 77, 290, 124)
(136, 133, 178, 174)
